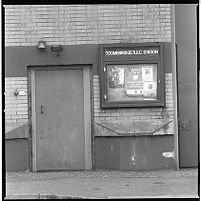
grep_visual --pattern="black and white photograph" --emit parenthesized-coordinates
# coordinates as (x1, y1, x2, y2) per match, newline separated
(3, 3, 199, 199)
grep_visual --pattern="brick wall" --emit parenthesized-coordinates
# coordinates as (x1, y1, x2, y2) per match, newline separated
(5, 4, 171, 47)
(93, 73, 173, 122)
(5, 77, 28, 124)
(5, 74, 174, 130)
(4, 4, 173, 130)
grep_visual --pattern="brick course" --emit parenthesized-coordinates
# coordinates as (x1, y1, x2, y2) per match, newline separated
(5, 77, 28, 123)
(4, 4, 171, 47)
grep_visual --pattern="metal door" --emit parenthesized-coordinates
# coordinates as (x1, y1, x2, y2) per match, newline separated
(34, 68, 85, 170)
(175, 4, 198, 167)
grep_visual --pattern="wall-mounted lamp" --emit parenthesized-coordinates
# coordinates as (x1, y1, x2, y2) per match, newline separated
(13, 89, 19, 96)
(50, 45, 63, 57)
(38, 40, 46, 51)
(13, 89, 26, 96)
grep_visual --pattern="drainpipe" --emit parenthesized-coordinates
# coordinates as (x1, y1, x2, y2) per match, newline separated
(171, 4, 179, 170)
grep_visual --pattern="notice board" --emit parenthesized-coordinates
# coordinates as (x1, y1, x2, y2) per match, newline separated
(99, 43, 165, 108)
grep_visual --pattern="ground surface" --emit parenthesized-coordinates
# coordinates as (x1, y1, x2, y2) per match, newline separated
(5, 168, 199, 199)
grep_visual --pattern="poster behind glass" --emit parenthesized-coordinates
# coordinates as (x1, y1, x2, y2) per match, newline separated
(107, 64, 157, 102)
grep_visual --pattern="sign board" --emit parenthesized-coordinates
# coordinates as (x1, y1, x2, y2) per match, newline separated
(105, 48, 159, 56)
(19, 91, 26, 96)
(100, 43, 165, 108)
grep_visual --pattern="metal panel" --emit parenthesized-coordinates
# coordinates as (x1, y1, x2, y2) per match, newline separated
(177, 43, 197, 83)
(175, 4, 198, 167)
(94, 120, 174, 136)
(6, 139, 29, 172)
(35, 69, 85, 170)
(83, 67, 92, 170)
(178, 83, 198, 167)
(120, 136, 175, 171)
(31, 69, 37, 171)
(171, 4, 179, 170)
(95, 136, 175, 171)
(95, 137, 120, 170)
(5, 123, 29, 139)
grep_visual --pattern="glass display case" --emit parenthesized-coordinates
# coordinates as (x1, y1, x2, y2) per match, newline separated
(100, 43, 165, 108)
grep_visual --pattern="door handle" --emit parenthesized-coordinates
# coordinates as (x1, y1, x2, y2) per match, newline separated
(41, 105, 44, 114)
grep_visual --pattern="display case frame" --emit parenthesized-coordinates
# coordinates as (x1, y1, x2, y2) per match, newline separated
(99, 43, 165, 108)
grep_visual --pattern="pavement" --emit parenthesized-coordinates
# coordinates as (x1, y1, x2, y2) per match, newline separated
(5, 168, 199, 199)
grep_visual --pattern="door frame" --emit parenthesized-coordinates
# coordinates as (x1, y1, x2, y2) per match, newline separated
(28, 65, 92, 171)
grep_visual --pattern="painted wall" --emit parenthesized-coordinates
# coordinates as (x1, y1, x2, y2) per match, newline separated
(5, 43, 172, 77)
